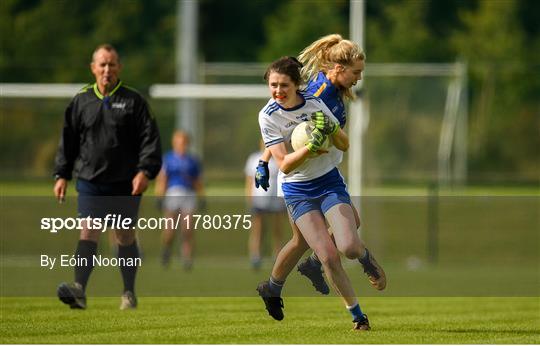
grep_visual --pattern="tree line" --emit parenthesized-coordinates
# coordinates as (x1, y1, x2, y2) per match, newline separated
(1, 0, 538, 183)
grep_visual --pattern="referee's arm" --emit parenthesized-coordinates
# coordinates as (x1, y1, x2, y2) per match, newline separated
(134, 100, 162, 180)
(53, 100, 80, 202)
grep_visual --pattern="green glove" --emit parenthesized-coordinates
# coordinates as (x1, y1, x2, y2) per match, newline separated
(306, 128, 327, 153)
(311, 111, 339, 135)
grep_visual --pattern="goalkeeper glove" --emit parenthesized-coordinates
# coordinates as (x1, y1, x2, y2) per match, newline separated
(254, 160, 270, 191)
(306, 128, 328, 153)
(311, 111, 339, 135)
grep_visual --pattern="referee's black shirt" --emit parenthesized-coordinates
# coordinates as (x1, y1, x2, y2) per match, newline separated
(54, 81, 162, 183)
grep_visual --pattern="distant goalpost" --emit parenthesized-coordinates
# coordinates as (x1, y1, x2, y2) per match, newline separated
(148, 61, 468, 197)
(347, 62, 468, 199)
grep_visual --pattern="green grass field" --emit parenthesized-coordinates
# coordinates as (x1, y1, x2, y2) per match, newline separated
(1, 182, 538, 343)
(1, 179, 539, 196)
(1, 296, 538, 343)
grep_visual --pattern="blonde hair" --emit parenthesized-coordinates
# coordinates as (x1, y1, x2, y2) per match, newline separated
(298, 34, 365, 100)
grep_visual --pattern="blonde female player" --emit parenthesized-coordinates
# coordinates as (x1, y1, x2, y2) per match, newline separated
(255, 34, 386, 316)
(256, 56, 372, 330)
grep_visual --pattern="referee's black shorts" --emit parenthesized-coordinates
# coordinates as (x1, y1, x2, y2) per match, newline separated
(76, 178, 141, 227)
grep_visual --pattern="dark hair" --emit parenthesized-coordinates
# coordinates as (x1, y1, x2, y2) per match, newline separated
(263, 56, 304, 86)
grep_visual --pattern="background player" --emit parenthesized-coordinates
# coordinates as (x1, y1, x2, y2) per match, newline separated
(155, 130, 204, 270)
(245, 140, 287, 270)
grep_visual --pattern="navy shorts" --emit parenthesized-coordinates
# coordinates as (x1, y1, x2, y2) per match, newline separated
(282, 168, 351, 222)
(76, 179, 141, 226)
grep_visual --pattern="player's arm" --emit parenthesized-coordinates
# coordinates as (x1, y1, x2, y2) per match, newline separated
(192, 161, 207, 210)
(193, 176, 205, 198)
(192, 175, 206, 210)
(260, 147, 272, 162)
(331, 128, 349, 152)
(268, 141, 311, 175)
(255, 111, 275, 191)
(311, 110, 349, 152)
(259, 111, 319, 176)
(154, 169, 167, 196)
(153, 169, 167, 210)
(245, 174, 253, 203)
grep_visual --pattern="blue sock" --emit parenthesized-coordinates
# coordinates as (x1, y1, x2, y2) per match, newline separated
(268, 276, 284, 296)
(250, 257, 261, 270)
(348, 303, 364, 321)
(308, 253, 321, 266)
(358, 248, 369, 264)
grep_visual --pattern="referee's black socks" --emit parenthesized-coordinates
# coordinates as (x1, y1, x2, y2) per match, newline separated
(118, 241, 140, 294)
(74, 239, 98, 291)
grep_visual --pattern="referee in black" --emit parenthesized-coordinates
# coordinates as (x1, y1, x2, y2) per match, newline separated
(53, 44, 162, 310)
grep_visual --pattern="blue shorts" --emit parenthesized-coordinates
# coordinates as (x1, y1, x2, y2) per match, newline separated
(282, 168, 351, 222)
(76, 179, 141, 226)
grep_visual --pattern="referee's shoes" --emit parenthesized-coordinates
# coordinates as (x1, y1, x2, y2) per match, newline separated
(57, 282, 86, 309)
(120, 290, 137, 310)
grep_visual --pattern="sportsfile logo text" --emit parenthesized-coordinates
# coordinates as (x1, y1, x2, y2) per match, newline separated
(41, 213, 252, 233)
(41, 214, 134, 233)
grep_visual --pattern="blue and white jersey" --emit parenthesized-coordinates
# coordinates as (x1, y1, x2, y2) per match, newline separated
(162, 151, 201, 191)
(305, 72, 346, 128)
(258, 91, 342, 184)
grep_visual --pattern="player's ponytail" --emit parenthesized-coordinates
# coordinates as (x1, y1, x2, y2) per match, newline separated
(298, 34, 365, 100)
(288, 56, 303, 69)
(299, 34, 343, 82)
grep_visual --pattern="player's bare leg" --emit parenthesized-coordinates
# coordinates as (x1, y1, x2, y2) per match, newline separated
(297, 204, 361, 293)
(257, 215, 309, 321)
(294, 210, 369, 329)
(294, 211, 358, 303)
(180, 212, 194, 270)
(296, 219, 330, 294)
(161, 210, 177, 267)
(271, 214, 309, 281)
(299, 207, 372, 329)
(325, 203, 386, 290)
(304, 203, 386, 291)
(270, 212, 285, 259)
(248, 213, 263, 269)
